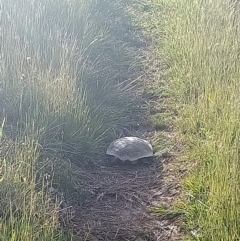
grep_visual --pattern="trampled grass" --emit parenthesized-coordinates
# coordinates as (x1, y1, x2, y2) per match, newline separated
(137, 0, 240, 240)
(0, 0, 139, 239)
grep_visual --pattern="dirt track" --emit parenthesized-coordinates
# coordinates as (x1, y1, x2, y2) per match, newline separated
(67, 154, 182, 240)
(58, 3, 185, 239)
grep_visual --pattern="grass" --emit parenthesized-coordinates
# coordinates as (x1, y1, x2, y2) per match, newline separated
(151, 113, 171, 131)
(1, 0, 138, 160)
(152, 205, 183, 218)
(0, 0, 140, 239)
(5, 0, 240, 239)
(134, 0, 240, 240)
(0, 136, 67, 241)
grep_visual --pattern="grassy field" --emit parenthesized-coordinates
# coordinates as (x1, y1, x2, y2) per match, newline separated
(2, 0, 240, 239)
(136, 0, 240, 240)
(0, 0, 139, 240)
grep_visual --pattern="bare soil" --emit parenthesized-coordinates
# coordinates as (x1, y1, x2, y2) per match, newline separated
(62, 143, 185, 241)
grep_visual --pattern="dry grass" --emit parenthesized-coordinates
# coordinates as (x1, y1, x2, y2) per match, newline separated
(64, 156, 184, 241)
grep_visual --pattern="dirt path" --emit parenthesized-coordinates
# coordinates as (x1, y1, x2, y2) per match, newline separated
(72, 160, 164, 240)
(59, 3, 185, 240)
(64, 68, 185, 240)
(67, 124, 184, 240)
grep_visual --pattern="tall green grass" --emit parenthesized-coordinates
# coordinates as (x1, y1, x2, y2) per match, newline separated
(0, 0, 137, 159)
(141, 0, 240, 239)
(0, 0, 138, 239)
(0, 136, 68, 241)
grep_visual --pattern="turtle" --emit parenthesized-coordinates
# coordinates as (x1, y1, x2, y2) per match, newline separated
(106, 136, 154, 164)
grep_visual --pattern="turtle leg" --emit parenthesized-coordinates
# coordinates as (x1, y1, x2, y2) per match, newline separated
(112, 156, 118, 164)
(142, 157, 155, 165)
(108, 156, 118, 164)
(130, 160, 138, 165)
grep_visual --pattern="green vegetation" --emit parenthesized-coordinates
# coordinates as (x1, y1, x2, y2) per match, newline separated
(4, 0, 240, 239)
(152, 205, 183, 218)
(0, 0, 138, 239)
(1, 0, 136, 160)
(136, 0, 240, 240)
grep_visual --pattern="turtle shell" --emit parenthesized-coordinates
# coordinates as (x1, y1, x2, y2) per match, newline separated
(106, 137, 153, 162)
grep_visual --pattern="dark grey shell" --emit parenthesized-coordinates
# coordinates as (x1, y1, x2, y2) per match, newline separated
(106, 137, 153, 162)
